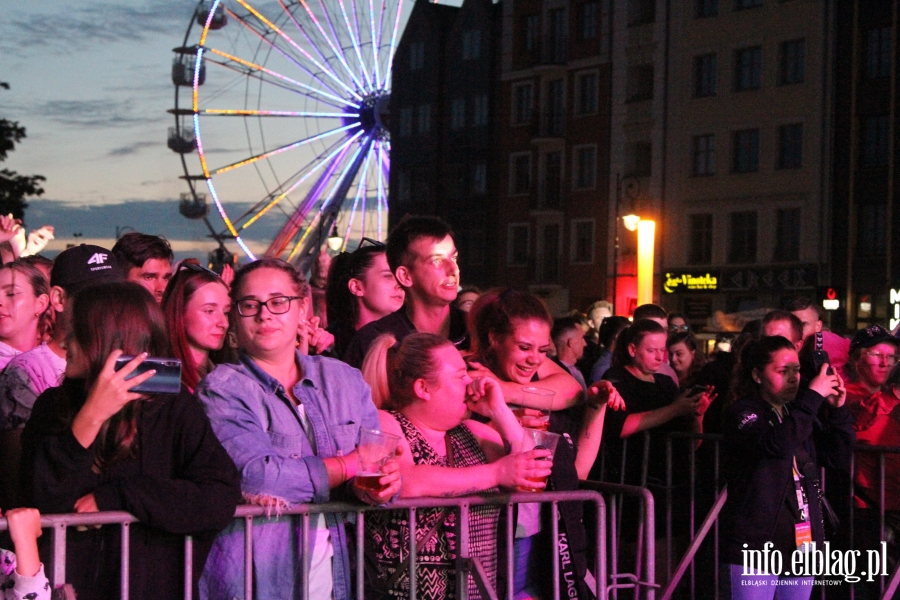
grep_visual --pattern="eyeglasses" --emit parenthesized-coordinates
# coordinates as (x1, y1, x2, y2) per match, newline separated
(862, 351, 899, 366)
(668, 325, 690, 332)
(236, 295, 303, 317)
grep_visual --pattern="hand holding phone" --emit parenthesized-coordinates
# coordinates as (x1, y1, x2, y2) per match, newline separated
(114, 355, 182, 394)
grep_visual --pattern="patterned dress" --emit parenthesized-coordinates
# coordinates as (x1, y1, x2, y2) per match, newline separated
(364, 411, 501, 599)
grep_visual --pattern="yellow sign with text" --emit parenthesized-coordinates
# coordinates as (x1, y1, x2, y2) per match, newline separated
(663, 272, 718, 293)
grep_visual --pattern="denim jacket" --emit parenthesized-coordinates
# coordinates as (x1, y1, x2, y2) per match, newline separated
(197, 350, 379, 600)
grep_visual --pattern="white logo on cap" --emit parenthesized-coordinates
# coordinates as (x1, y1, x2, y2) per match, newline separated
(87, 253, 108, 265)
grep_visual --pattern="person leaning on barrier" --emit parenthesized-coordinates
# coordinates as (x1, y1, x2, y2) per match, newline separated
(721, 335, 854, 597)
(20, 282, 242, 600)
(361, 332, 549, 599)
(196, 258, 400, 600)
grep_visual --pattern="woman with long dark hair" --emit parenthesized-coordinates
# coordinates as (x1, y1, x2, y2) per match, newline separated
(20, 282, 241, 600)
(666, 331, 706, 391)
(721, 335, 853, 597)
(326, 242, 404, 359)
(162, 262, 233, 392)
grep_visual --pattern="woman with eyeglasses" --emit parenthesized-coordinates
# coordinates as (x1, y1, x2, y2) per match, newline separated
(325, 239, 404, 359)
(197, 258, 400, 600)
(844, 325, 900, 409)
(721, 335, 852, 597)
(162, 261, 234, 393)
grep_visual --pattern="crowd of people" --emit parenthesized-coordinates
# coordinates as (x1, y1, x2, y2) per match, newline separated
(0, 216, 891, 599)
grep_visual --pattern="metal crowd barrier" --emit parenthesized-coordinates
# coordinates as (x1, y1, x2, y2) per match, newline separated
(0, 490, 611, 600)
(632, 432, 900, 600)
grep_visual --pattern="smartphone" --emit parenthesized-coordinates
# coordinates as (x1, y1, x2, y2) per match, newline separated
(114, 356, 182, 395)
(689, 384, 707, 396)
(812, 349, 833, 376)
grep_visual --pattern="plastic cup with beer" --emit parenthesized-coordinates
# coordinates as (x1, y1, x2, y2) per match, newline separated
(356, 427, 400, 494)
(513, 387, 554, 430)
(517, 428, 560, 492)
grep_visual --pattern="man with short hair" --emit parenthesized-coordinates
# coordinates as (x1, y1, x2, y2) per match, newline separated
(112, 232, 174, 303)
(342, 216, 466, 368)
(551, 317, 588, 395)
(785, 296, 851, 379)
(761, 309, 804, 350)
(0, 244, 124, 508)
(578, 300, 613, 382)
(632, 303, 680, 386)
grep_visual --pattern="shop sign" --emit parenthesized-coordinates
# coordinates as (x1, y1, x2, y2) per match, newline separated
(890, 288, 900, 330)
(663, 271, 719, 293)
(719, 265, 817, 292)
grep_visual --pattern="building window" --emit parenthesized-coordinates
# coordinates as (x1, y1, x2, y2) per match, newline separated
(574, 145, 597, 189)
(779, 39, 805, 85)
(508, 223, 530, 266)
(728, 211, 757, 264)
(547, 8, 567, 63)
(732, 128, 760, 173)
(862, 115, 890, 167)
(867, 27, 892, 78)
(445, 164, 465, 199)
(542, 152, 563, 208)
(688, 214, 713, 265)
(399, 107, 413, 137)
(777, 123, 803, 169)
(462, 30, 482, 60)
(629, 0, 655, 25)
(630, 142, 652, 177)
(524, 14, 540, 53)
(570, 219, 595, 264)
(545, 79, 565, 135)
(857, 204, 887, 256)
(472, 163, 487, 195)
(539, 223, 561, 283)
(694, 53, 717, 97)
(582, 2, 598, 40)
(409, 41, 425, 71)
(416, 104, 432, 134)
(774, 208, 801, 262)
(576, 71, 598, 114)
(696, 0, 718, 17)
(513, 83, 534, 124)
(450, 98, 466, 130)
(510, 153, 532, 195)
(627, 65, 654, 102)
(735, 0, 762, 9)
(473, 94, 489, 127)
(735, 46, 762, 91)
(692, 134, 716, 176)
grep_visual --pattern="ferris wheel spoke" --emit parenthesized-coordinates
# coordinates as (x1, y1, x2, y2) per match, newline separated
(276, 0, 349, 89)
(241, 129, 364, 230)
(341, 148, 373, 251)
(230, 0, 362, 102)
(286, 134, 373, 260)
(205, 47, 354, 108)
(314, 0, 367, 91)
(382, 0, 404, 88)
(210, 122, 358, 175)
(203, 108, 351, 117)
(336, 0, 372, 91)
(288, 0, 366, 93)
(367, 0, 382, 89)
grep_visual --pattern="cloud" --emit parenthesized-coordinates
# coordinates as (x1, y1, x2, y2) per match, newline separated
(35, 99, 163, 129)
(107, 141, 160, 157)
(0, 1, 192, 56)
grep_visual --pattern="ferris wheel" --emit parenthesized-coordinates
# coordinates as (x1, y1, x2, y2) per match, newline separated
(169, 0, 408, 268)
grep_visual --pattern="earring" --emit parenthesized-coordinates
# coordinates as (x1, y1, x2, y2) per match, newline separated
(754, 378, 761, 384)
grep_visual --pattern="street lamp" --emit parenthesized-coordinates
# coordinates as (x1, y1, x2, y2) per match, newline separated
(636, 219, 656, 306)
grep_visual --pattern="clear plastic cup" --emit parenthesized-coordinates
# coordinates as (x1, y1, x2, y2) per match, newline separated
(356, 427, 400, 494)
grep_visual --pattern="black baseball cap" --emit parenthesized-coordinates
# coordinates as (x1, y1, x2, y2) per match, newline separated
(50, 244, 125, 295)
(849, 324, 899, 354)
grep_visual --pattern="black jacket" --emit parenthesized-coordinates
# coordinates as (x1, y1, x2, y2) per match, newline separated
(721, 389, 854, 564)
(20, 378, 242, 600)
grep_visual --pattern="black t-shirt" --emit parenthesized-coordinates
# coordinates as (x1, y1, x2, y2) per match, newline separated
(597, 365, 692, 486)
(342, 305, 470, 368)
